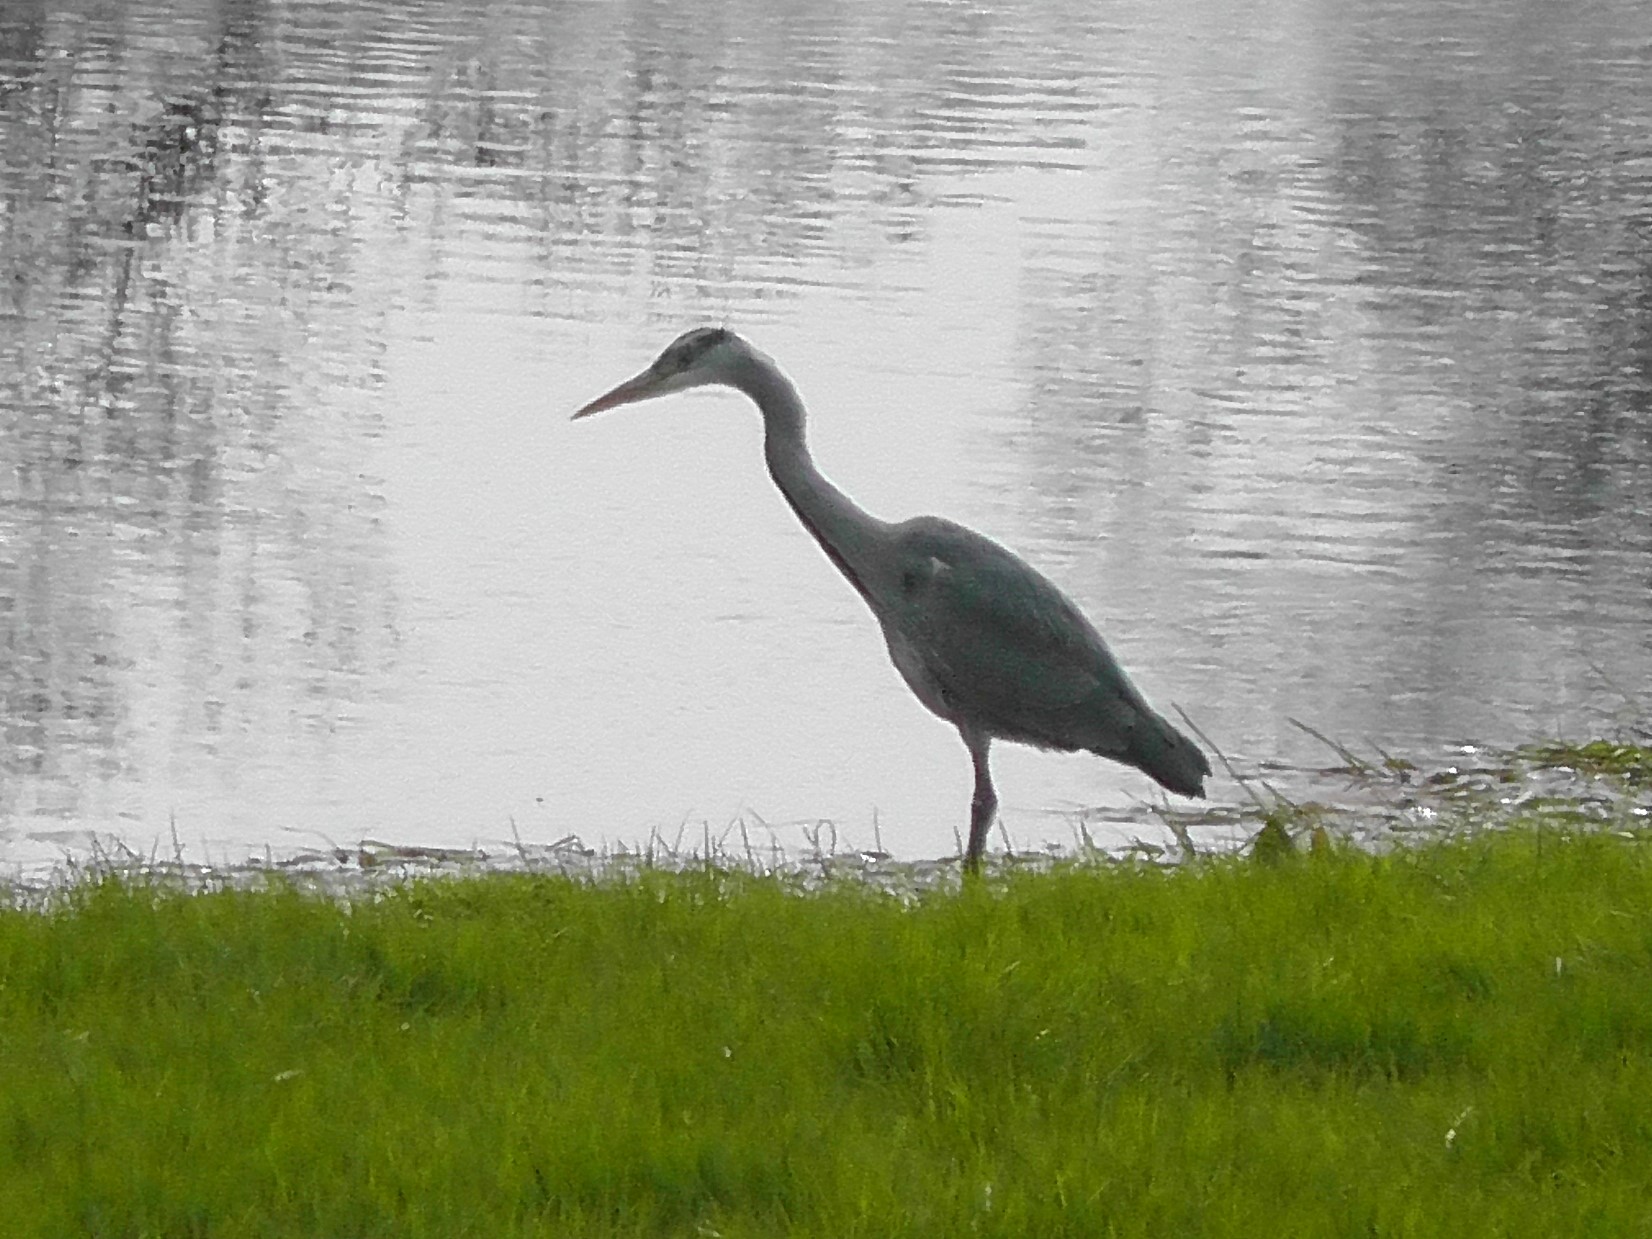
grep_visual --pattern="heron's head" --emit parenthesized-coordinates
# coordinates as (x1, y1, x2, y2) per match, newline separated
(572, 326, 751, 419)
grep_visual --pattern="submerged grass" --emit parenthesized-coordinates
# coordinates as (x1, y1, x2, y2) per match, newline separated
(4, 825, 1652, 1236)
(1519, 739, 1652, 787)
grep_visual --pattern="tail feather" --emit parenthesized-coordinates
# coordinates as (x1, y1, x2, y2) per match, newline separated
(1123, 708, 1211, 798)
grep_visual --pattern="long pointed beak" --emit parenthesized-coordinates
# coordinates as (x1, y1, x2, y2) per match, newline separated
(572, 368, 660, 419)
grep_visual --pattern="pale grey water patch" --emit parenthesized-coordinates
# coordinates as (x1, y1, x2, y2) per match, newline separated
(1, 0, 1650, 878)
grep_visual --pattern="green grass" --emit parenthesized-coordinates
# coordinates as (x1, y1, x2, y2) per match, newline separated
(5, 827, 1652, 1236)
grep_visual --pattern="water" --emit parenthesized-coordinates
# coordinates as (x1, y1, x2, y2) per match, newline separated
(2, 0, 1650, 874)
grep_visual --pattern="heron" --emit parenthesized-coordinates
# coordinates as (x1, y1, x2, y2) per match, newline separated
(573, 327, 1210, 873)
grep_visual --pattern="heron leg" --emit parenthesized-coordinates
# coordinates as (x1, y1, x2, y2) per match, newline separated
(963, 731, 997, 876)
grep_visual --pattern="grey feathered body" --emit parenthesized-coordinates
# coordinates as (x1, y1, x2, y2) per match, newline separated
(861, 516, 1210, 797)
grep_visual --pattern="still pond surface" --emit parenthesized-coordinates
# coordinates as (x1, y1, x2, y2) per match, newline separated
(2, 0, 1650, 873)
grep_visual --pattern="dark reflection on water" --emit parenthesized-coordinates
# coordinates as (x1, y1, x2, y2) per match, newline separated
(1, 0, 1649, 870)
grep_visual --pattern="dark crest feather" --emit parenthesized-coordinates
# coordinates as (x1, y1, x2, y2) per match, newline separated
(658, 325, 733, 372)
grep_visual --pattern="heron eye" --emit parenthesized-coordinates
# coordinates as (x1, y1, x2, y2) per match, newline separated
(901, 569, 919, 592)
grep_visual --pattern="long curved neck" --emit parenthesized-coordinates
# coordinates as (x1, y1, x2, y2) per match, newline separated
(730, 353, 887, 601)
